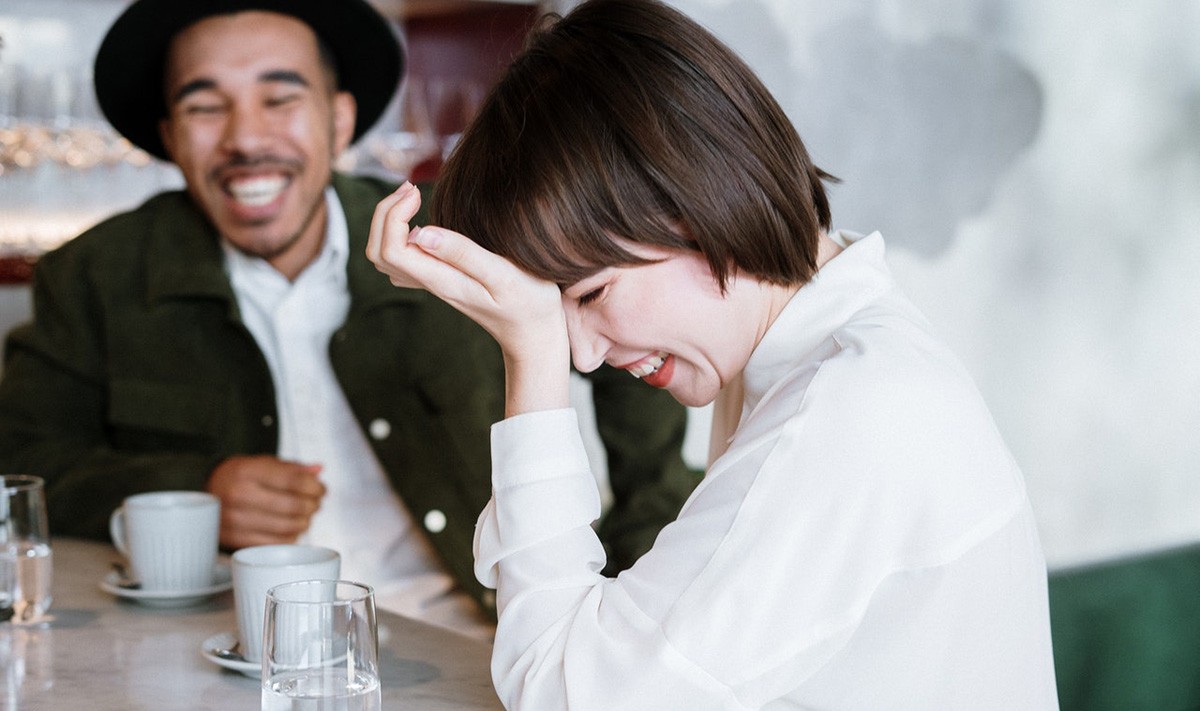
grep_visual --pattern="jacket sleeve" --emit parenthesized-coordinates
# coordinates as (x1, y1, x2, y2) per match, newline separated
(583, 363, 700, 575)
(0, 251, 220, 540)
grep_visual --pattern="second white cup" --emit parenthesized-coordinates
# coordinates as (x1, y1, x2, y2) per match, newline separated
(108, 491, 220, 592)
(231, 544, 340, 664)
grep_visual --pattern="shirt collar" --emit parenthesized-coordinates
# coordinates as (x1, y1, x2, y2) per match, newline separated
(741, 230, 894, 413)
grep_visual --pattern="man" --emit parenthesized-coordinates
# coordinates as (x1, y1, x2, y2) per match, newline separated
(0, 0, 695, 636)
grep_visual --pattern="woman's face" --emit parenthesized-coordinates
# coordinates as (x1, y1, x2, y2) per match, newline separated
(561, 241, 780, 408)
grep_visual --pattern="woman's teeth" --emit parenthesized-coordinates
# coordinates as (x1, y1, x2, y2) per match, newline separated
(628, 352, 668, 379)
(228, 176, 287, 207)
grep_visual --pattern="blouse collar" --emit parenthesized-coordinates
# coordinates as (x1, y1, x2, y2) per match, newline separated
(740, 230, 895, 414)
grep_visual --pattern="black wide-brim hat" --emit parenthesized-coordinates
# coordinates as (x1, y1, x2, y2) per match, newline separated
(94, 0, 403, 161)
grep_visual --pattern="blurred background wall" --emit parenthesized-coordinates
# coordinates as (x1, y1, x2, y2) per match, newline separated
(2, 0, 1198, 571)
(641, 0, 1200, 570)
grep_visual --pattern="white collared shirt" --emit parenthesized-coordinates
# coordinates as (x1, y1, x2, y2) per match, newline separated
(475, 231, 1059, 709)
(223, 188, 490, 639)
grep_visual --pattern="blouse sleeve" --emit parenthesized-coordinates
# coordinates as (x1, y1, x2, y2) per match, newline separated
(473, 408, 746, 710)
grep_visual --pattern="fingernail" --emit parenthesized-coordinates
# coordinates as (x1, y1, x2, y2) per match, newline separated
(411, 227, 438, 249)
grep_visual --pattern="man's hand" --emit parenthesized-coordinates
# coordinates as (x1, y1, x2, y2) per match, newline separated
(205, 455, 326, 549)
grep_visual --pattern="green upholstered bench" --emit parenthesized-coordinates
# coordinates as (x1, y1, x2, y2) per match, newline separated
(1049, 543, 1200, 710)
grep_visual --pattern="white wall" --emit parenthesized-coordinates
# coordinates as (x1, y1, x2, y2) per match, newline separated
(643, 0, 1200, 568)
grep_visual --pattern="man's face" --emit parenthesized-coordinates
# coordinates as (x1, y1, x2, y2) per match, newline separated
(159, 11, 356, 278)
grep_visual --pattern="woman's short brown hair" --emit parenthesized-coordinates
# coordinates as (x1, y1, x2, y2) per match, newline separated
(431, 0, 835, 290)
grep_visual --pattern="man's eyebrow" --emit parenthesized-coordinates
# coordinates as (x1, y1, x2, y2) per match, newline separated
(170, 78, 216, 105)
(169, 70, 311, 105)
(259, 70, 310, 88)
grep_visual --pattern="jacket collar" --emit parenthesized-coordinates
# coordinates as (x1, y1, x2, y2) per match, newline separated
(143, 173, 425, 312)
(143, 193, 234, 305)
(334, 173, 426, 312)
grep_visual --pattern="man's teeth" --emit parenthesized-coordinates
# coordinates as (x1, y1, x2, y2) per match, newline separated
(228, 176, 287, 207)
(628, 353, 667, 379)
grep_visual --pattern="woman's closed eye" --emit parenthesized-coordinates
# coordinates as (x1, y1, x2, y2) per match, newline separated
(576, 286, 605, 306)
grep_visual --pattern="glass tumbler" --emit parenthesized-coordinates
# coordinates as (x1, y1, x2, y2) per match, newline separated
(1, 475, 53, 624)
(261, 580, 379, 711)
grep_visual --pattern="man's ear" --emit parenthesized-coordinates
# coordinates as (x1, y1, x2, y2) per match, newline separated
(332, 90, 356, 156)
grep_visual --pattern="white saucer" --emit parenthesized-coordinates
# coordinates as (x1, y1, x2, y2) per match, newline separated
(99, 562, 232, 608)
(201, 631, 260, 677)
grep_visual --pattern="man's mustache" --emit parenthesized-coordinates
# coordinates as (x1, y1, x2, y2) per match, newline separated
(210, 154, 304, 178)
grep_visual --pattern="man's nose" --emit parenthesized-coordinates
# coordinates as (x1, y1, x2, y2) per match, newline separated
(220, 104, 269, 153)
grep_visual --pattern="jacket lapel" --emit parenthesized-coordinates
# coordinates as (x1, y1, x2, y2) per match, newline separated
(142, 192, 238, 312)
(334, 173, 426, 313)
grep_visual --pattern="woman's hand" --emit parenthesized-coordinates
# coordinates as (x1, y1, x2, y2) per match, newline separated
(366, 183, 571, 416)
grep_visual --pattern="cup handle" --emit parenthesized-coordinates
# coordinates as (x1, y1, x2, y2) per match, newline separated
(109, 507, 130, 557)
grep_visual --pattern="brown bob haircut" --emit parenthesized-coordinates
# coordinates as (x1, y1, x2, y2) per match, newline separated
(431, 0, 836, 290)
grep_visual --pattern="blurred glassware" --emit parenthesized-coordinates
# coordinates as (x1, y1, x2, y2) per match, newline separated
(1, 475, 53, 625)
(0, 63, 155, 174)
(367, 77, 438, 181)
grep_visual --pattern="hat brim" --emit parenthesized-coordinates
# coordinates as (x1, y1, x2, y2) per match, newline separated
(94, 0, 403, 161)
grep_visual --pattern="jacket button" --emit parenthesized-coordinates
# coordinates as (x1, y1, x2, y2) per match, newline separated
(368, 418, 391, 440)
(261, 415, 274, 427)
(481, 590, 496, 610)
(423, 509, 447, 533)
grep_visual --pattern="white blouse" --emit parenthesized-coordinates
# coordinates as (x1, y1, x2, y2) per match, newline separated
(474, 232, 1060, 710)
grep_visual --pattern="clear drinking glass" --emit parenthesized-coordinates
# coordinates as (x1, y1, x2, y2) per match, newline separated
(1, 475, 53, 624)
(261, 580, 380, 711)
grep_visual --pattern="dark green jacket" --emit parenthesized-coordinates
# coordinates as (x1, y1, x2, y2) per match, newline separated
(0, 173, 697, 614)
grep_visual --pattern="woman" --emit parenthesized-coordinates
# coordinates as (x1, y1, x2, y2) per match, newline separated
(368, 0, 1059, 708)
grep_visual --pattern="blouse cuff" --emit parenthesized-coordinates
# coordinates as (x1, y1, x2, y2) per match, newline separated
(489, 408, 593, 489)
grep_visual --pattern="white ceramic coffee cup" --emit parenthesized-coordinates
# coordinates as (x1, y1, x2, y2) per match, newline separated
(231, 544, 340, 663)
(108, 491, 220, 592)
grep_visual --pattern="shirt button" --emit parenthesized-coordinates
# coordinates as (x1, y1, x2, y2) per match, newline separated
(368, 418, 391, 440)
(424, 509, 447, 534)
(481, 590, 496, 610)
(261, 415, 274, 427)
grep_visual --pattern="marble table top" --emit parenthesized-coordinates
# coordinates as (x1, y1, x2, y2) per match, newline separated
(1, 537, 503, 710)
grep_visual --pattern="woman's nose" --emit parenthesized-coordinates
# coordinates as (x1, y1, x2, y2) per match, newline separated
(563, 301, 607, 373)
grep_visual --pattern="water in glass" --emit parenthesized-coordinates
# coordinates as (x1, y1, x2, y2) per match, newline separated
(262, 670, 381, 711)
(8, 541, 53, 621)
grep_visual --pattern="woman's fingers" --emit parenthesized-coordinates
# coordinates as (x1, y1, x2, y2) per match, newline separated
(366, 182, 421, 271)
(367, 183, 518, 302)
(408, 227, 567, 348)
(391, 229, 496, 308)
(366, 191, 567, 364)
(407, 227, 520, 297)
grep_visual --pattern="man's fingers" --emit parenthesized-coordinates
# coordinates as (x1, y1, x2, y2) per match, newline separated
(219, 508, 308, 549)
(268, 463, 325, 499)
(211, 457, 324, 511)
(223, 504, 311, 535)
